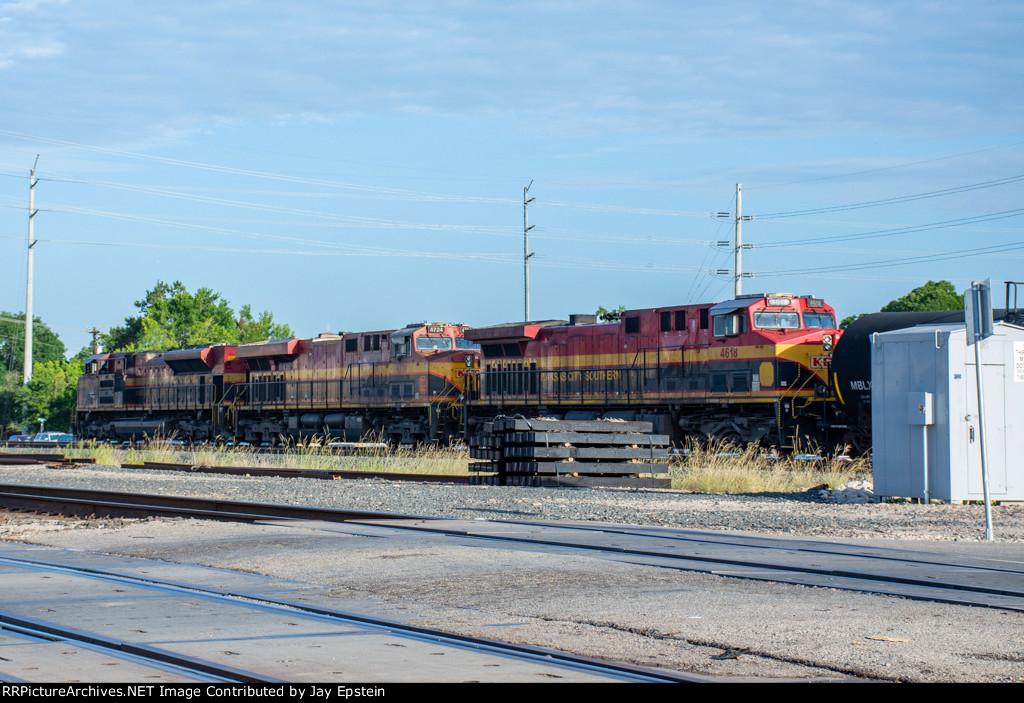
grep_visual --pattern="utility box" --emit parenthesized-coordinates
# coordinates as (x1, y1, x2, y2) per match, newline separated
(871, 322, 1024, 502)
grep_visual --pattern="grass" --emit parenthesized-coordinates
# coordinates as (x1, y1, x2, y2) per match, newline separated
(63, 435, 472, 476)
(670, 438, 870, 493)
(56, 435, 869, 492)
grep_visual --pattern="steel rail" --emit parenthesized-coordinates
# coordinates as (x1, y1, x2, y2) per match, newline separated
(119, 460, 470, 484)
(384, 519, 1024, 611)
(0, 450, 469, 483)
(0, 553, 702, 683)
(2, 484, 1022, 612)
(0, 483, 432, 523)
(0, 614, 274, 683)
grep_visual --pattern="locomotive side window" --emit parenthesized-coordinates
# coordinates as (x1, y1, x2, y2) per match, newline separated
(675, 310, 686, 330)
(660, 312, 672, 332)
(713, 314, 746, 337)
(625, 317, 640, 334)
(699, 309, 709, 330)
(345, 338, 358, 353)
(753, 311, 800, 329)
(803, 312, 836, 329)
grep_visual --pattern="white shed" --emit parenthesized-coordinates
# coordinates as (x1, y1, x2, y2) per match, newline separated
(871, 322, 1024, 502)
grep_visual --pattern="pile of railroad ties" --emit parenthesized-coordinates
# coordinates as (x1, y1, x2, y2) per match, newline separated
(469, 417, 670, 487)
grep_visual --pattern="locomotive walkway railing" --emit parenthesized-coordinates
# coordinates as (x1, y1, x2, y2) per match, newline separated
(468, 366, 649, 406)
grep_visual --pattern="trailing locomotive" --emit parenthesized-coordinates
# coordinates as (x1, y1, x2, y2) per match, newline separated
(76, 293, 843, 448)
(77, 322, 480, 444)
(464, 293, 841, 448)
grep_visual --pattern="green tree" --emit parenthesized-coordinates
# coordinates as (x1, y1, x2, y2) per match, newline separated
(104, 281, 293, 351)
(24, 359, 81, 433)
(236, 304, 293, 343)
(0, 371, 25, 437)
(596, 305, 625, 322)
(880, 280, 963, 313)
(839, 313, 865, 329)
(839, 280, 964, 329)
(0, 313, 67, 436)
(0, 312, 66, 373)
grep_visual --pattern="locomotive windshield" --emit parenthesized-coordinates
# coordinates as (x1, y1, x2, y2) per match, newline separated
(753, 311, 800, 329)
(416, 336, 454, 351)
(456, 338, 480, 350)
(803, 312, 837, 329)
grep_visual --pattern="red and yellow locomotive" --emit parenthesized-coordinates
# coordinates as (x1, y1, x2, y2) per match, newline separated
(464, 293, 840, 448)
(77, 322, 480, 444)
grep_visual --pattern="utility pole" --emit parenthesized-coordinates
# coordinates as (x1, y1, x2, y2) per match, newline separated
(734, 183, 743, 298)
(734, 183, 753, 298)
(523, 181, 535, 321)
(88, 327, 102, 355)
(22, 156, 39, 433)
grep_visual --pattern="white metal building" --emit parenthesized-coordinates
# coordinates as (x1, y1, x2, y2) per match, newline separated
(871, 322, 1024, 502)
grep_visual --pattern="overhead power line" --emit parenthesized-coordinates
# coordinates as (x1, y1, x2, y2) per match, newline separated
(757, 173, 1024, 219)
(754, 209, 1024, 249)
(751, 239, 1024, 277)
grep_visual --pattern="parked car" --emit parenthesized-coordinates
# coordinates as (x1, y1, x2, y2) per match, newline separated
(33, 432, 74, 443)
(6, 434, 33, 443)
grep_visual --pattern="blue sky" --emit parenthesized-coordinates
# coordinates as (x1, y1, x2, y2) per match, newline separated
(1, 0, 1022, 356)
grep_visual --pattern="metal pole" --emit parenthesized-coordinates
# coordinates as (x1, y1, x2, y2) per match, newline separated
(734, 183, 742, 298)
(922, 424, 930, 504)
(524, 181, 535, 321)
(22, 156, 39, 433)
(971, 283, 994, 541)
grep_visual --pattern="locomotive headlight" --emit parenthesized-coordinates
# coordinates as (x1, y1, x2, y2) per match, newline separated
(822, 334, 833, 351)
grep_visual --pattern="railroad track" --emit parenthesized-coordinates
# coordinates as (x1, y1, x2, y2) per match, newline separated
(0, 451, 468, 484)
(1, 483, 1022, 613)
(0, 549, 701, 683)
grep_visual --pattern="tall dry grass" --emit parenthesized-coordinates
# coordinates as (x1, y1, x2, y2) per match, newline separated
(60, 434, 868, 491)
(65, 435, 471, 476)
(670, 438, 869, 493)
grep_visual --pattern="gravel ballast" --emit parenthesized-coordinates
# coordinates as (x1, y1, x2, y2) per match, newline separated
(2, 463, 1023, 543)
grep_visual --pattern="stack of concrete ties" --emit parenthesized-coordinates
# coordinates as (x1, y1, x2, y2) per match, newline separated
(469, 418, 670, 487)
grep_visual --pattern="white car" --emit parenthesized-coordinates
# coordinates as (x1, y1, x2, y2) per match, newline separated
(33, 432, 74, 443)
